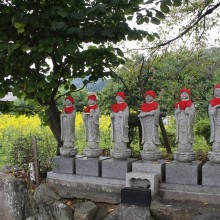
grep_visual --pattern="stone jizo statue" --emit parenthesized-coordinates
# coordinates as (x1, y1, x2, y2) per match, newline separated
(110, 91, 131, 159)
(138, 90, 161, 161)
(208, 84, 220, 163)
(174, 88, 195, 162)
(60, 96, 77, 157)
(83, 94, 102, 158)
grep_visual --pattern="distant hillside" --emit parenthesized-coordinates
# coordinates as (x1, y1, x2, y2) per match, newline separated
(72, 78, 109, 92)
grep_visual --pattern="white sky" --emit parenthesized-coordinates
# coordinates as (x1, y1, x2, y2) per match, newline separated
(121, 3, 220, 53)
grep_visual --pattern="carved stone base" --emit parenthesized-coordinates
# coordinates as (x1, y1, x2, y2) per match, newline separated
(174, 151, 195, 163)
(141, 150, 161, 161)
(52, 156, 75, 174)
(83, 148, 102, 158)
(60, 147, 78, 157)
(110, 149, 131, 160)
(208, 151, 220, 164)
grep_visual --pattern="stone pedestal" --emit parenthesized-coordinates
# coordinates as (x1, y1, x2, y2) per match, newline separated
(52, 156, 76, 174)
(126, 172, 158, 196)
(202, 161, 220, 186)
(166, 161, 203, 185)
(102, 158, 137, 179)
(132, 160, 165, 182)
(75, 157, 109, 177)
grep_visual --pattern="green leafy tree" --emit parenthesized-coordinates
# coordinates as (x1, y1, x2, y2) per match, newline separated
(0, 0, 177, 153)
(100, 48, 220, 152)
(152, 47, 220, 117)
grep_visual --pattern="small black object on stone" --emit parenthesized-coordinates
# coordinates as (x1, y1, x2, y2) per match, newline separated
(121, 178, 151, 207)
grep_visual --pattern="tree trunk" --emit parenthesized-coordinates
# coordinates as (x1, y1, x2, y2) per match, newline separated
(159, 116, 172, 154)
(45, 100, 62, 156)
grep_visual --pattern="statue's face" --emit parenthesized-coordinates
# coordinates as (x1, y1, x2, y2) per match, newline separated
(88, 99, 96, 105)
(214, 88, 220, 97)
(180, 92, 189, 100)
(65, 99, 72, 106)
(116, 96, 124, 102)
(145, 95, 153, 103)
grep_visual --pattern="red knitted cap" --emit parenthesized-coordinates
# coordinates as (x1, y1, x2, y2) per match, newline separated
(116, 91, 125, 99)
(88, 95, 97, 101)
(214, 84, 220, 90)
(180, 88, 191, 95)
(144, 90, 156, 99)
(65, 96, 74, 104)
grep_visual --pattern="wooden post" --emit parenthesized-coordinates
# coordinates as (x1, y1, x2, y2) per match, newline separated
(32, 136, 40, 185)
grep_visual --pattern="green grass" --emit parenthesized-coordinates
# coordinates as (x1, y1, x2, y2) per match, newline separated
(0, 118, 211, 168)
(0, 145, 7, 167)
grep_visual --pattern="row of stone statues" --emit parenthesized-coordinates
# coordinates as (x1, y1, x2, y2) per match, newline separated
(59, 84, 220, 164)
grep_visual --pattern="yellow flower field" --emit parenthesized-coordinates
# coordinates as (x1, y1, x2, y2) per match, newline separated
(0, 114, 52, 136)
(0, 113, 111, 141)
(0, 113, 113, 166)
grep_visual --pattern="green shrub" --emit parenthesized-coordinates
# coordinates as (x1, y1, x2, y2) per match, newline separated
(7, 136, 33, 166)
(7, 135, 56, 175)
(194, 118, 211, 145)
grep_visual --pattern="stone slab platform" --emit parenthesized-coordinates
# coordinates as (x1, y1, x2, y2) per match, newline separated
(47, 171, 126, 204)
(102, 158, 138, 179)
(159, 182, 220, 205)
(202, 161, 220, 186)
(165, 161, 203, 185)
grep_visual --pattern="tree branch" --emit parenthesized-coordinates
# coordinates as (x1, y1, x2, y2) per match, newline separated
(55, 81, 89, 101)
(154, 2, 220, 47)
(131, 2, 220, 51)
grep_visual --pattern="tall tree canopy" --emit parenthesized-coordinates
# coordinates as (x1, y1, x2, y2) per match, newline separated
(0, 0, 183, 152)
(100, 48, 220, 114)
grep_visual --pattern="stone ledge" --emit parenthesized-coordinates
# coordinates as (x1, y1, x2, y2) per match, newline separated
(51, 183, 121, 204)
(47, 171, 126, 204)
(159, 183, 220, 205)
(47, 172, 220, 205)
(47, 171, 125, 186)
(159, 183, 220, 194)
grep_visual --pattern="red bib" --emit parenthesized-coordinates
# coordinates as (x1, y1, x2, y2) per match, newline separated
(210, 98, 220, 107)
(174, 100, 193, 110)
(64, 106, 74, 114)
(111, 102, 127, 113)
(83, 105, 98, 113)
(140, 101, 158, 112)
